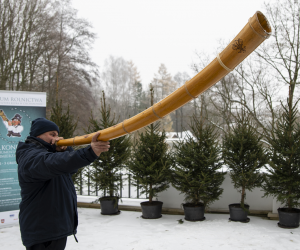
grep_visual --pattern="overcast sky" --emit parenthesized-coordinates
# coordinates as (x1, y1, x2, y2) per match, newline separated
(71, 0, 274, 87)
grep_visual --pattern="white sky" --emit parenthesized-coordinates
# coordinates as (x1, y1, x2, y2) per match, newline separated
(71, 0, 273, 87)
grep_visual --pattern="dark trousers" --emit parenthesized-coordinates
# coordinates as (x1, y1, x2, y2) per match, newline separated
(26, 237, 67, 250)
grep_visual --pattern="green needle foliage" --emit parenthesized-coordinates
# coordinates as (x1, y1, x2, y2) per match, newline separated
(223, 112, 268, 209)
(86, 91, 131, 197)
(171, 116, 225, 207)
(50, 99, 78, 139)
(128, 121, 172, 202)
(262, 99, 300, 209)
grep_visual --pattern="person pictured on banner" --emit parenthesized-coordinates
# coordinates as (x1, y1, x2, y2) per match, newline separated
(16, 118, 110, 250)
(0, 110, 24, 137)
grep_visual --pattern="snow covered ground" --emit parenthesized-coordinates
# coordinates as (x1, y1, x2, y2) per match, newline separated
(1, 207, 300, 250)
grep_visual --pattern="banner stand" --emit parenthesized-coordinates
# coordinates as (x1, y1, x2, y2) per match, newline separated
(0, 91, 46, 227)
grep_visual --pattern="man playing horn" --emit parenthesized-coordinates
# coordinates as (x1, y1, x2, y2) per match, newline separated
(16, 118, 110, 250)
(0, 110, 24, 137)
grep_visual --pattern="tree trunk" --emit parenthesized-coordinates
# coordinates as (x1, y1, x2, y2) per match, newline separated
(149, 183, 153, 203)
(241, 186, 246, 208)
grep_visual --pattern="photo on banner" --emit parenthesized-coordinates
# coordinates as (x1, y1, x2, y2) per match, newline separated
(0, 91, 46, 226)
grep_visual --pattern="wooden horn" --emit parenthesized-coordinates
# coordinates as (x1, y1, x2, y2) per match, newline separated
(57, 11, 272, 147)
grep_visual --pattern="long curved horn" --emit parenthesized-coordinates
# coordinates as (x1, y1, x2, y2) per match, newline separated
(57, 11, 271, 147)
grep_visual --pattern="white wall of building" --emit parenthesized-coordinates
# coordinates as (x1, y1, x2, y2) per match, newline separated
(157, 173, 273, 212)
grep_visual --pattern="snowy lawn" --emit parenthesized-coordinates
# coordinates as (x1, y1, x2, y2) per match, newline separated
(1, 207, 300, 250)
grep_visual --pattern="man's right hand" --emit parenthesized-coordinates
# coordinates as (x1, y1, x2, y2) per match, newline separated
(91, 132, 110, 157)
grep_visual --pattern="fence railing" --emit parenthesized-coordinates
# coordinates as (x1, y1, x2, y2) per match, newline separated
(75, 173, 147, 199)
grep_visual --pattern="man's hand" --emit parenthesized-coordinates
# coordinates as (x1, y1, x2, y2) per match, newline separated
(53, 137, 67, 152)
(91, 132, 110, 157)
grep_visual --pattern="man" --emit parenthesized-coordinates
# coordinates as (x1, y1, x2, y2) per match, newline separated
(16, 118, 110, 250)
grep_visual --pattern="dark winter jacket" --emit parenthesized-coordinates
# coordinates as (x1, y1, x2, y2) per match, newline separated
(16, 136, 98, 247)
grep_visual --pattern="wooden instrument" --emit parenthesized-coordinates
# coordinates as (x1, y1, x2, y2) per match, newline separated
(57, 11, 271, 147)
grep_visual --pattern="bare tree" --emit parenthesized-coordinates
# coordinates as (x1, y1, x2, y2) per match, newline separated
(150, 64, 177, 132)
(151, 64, 176, 102)
(194, 53, 281, 140)
(255, 0, 300, 135)
(0, 0, 52, 90)
(173, 71, 191, 136)
(101, 56, 131, 121)
(191, 0, 300, 141)
(0, 0, 99, 135)
(127, 60, 141, 117)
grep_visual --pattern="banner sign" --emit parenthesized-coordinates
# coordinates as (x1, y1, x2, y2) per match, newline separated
(0, 91, 46, 226)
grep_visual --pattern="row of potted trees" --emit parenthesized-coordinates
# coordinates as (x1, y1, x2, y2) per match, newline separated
(77, 92, 300, 229)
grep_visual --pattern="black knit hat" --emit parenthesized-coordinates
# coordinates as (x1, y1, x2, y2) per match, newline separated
(12, 113, 22, 121)
(30, 118, 60, 137)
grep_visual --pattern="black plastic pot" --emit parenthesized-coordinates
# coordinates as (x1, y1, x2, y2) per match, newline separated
(278, 208, 300, 229)
(99, 196, 120, 215)
(183, 203, 205, 221)
(140, 201, 163, 219)
(229, 203, 250, 222)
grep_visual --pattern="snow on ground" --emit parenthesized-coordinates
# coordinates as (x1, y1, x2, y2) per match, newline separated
(1, 208, 300, 250)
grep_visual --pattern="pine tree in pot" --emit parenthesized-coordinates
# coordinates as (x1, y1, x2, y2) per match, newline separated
(87, 91, 131, 215)
(222, 112, 268, 222)
(171, 116, 226, 221)
(128, 122, 172, 219)
(127, 88, 172, 219)
(262, 100, 300, 228)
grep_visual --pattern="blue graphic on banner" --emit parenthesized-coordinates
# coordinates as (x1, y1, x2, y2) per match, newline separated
(0, 106, 46, 212)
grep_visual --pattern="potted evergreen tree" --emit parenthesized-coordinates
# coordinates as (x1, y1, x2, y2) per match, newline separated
(262, 100, 300, 228)
(171, 116, 226, 221)
(222, 112, 268, 222)
(127, 88, 172, 219)
(87, 91, 131, 215)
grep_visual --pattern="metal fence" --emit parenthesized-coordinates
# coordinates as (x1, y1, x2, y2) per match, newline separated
(75, 172, 147, 199)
